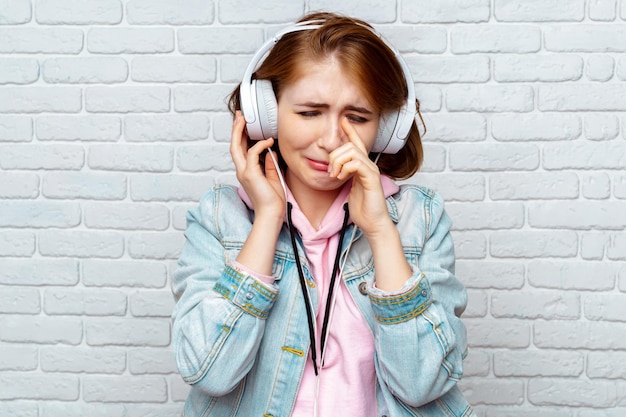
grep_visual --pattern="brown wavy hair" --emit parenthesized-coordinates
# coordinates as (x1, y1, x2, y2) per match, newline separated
(228, 12, 424, 180)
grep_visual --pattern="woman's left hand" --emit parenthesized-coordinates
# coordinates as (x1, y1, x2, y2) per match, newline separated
(328, 117, 394, 237)
(331, 117, 413, 291)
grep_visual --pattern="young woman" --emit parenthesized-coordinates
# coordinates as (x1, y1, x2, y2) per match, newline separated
(171, 12, 474, 417)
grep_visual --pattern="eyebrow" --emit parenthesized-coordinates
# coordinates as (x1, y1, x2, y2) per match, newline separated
(296, 102, 374, 115)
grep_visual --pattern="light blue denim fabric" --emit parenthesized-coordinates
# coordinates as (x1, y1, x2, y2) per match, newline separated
(171, 183, 475, 417)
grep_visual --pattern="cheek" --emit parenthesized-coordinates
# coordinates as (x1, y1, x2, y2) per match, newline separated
(276, 110, 303, 141)
(277, 116, 318, 149)
(355, 122, 380, 151)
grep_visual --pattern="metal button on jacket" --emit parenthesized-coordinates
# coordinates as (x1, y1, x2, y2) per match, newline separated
(358, 281, 368, 295)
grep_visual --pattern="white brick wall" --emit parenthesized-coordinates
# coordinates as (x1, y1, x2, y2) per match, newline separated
(0, 0, 624, 415)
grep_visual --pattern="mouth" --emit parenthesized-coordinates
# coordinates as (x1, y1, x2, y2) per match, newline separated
(306, 158, 329, 172)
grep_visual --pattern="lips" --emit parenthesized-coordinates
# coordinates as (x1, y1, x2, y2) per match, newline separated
(307, 158, 329, 172)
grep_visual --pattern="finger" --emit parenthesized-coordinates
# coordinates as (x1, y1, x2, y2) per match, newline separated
(334, 159, 359, 181)
(264, 148, 284, 195)
(328, 142, 374, 178)
(240, 138, 272, 180)
(334, 157, 380, 181)
(341, 117, 368, 154)
(230, 111, 248, 169)
(246, 138, 274, 166)
(328, 117, 371, 177)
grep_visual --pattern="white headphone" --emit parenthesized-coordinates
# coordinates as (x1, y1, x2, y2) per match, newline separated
(239, 19, 417, 154)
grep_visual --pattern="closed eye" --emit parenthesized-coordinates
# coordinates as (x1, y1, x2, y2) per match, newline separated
(346, 114, 369, 124)
(298, 111, 320, 118)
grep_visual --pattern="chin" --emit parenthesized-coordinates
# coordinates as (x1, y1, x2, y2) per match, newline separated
(310, 177, 349, 191)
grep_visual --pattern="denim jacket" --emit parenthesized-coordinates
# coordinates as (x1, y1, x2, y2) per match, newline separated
(171, 183, 475, 417)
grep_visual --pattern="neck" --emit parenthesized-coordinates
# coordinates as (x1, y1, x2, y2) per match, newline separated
(289, 185, 342, 230)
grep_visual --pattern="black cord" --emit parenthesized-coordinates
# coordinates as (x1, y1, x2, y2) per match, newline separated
(286, 202, 350, 376)
(287, 202, 319, 376)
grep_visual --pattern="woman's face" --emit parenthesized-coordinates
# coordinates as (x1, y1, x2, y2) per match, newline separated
(276, 57, 380, 201)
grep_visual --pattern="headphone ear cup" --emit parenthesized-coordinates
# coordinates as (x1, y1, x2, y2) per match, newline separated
(373, 111, 400, 154)
(255, 79, 279, 139)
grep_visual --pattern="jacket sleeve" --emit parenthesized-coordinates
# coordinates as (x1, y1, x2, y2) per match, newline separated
(171, 188, 279, 396)
(367, 189, 468, 408)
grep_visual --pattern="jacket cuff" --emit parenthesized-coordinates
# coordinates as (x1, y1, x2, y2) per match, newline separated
(213, 264, 279, 319)
(232, 260, 276, 285)
(368, 273, 432, 324)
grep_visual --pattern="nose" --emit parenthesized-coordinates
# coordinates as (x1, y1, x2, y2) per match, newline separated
(318, 117, 346, 150)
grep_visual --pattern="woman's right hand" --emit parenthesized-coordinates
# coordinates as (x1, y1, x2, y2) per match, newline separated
(230, 111, 286, 222)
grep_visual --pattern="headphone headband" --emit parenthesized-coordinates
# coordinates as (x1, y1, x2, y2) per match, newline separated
(240, 18, 416, 154)
(240, 21, 322, 127)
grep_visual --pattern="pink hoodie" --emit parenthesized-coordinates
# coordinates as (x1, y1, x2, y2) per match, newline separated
(237, 176, 400, 416)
